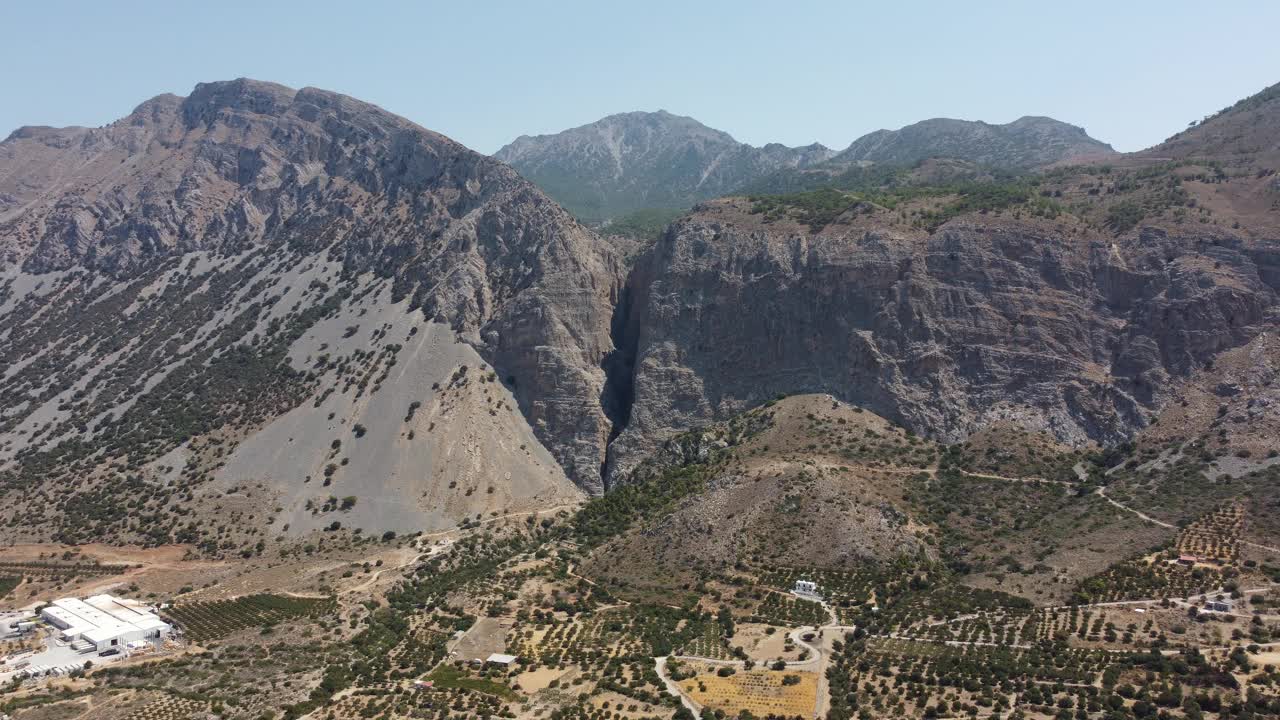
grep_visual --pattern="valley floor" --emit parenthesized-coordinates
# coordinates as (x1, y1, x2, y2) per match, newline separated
(4, 398, 1280, 720)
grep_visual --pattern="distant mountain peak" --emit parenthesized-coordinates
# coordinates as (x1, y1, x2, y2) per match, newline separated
(833, 115, 1115, 169)
(494, 112, 835, 221)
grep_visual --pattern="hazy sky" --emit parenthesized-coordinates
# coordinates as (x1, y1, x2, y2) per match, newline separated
(4, 1, 1278, 155)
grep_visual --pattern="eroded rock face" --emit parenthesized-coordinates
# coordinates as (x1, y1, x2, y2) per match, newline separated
(0, 78, 623, 493)
(605, 200, 1278, 483)
(4, 78, 1279, 509)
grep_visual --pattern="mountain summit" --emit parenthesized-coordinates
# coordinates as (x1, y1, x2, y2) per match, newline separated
(493, 110, 834, 221)
(831, 115, 1116, 169)
(0, 79, 629, 546)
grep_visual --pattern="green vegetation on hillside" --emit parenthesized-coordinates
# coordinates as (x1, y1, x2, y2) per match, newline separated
(600, 207, 685, 242)
(572, 464, 708, 547)
(748, 180, 1064, 231)
(164, 594, 336, 642)
(742, 162, 910, 196)
(748, 188, 871, 228)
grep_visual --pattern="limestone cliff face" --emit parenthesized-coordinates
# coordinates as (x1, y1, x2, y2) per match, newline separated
(0, 78, 623, 494)
(604, 199, 1278, 482)
(5, 78, 1280, 513)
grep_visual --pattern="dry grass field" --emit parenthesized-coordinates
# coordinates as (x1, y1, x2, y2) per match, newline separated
(730, 622, 802, 663)
(679, 662, 817, 718)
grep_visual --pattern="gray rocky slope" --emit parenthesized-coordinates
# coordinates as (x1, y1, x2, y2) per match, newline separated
(0, 79, 625, 544)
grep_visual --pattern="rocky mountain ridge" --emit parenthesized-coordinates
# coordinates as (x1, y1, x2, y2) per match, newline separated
(496, 112, 1117, 223)
(1, 78, 1278, 549)
(494, 110, 834, 222)
(0, 79, 626, 548)
(592, 83, 1279, 479)
(831, 115, 1116, 169)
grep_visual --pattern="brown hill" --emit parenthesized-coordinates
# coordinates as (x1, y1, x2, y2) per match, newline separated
(1143, 81, 1280, 165)
(579, 395, 1197, 607)
(583, 395, 935, 595)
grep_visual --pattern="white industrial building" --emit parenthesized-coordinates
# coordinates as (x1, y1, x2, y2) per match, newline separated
(40, 595, 170, 652)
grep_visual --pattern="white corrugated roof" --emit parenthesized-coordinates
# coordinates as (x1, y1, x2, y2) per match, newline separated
(42, 595, 169, 643)
(52, 598, 133, 633)
(43, 606, 91, 634)
(85, 595, 170, 632)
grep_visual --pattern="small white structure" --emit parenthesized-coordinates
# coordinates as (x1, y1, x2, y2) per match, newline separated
(485, 653, 517, 666)
(793, 580, 819, 597)
(39, 595, 170, 652)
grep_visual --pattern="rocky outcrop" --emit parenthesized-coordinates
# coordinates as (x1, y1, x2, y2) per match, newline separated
(494, 111, 834, 221)
(0, 78, 623, 494)
(604, 200, 1278, 483)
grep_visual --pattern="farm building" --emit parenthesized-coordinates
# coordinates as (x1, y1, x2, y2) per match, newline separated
(40, 595, 170, 652)
(485, 653, 517, 667)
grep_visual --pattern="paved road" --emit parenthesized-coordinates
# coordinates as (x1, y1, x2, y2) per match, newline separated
(0, 631, 130, 683)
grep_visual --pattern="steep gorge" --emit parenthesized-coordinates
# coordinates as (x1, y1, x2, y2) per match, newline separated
(3, 77, 1279, 531)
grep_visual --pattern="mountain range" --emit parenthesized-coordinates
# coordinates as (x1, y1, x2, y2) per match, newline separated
(495, 111, 1116, 223)
(4, 61, 1280, 720)
(494, 110, 835, 222)
(1, 78, 1279, 552)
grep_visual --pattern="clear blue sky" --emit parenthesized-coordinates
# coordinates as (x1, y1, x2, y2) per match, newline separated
(4, 1, 1278, 154)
